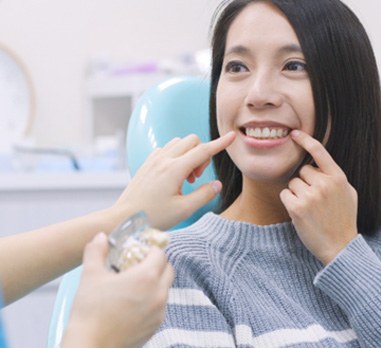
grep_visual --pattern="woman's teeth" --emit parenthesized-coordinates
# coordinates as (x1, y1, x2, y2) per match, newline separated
(245, 127, 289, 139)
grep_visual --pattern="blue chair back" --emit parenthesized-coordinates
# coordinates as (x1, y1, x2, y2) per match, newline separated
(47, 267, 82, 348)
(47, 75, 214, 347)
(127, 76, 216, 228)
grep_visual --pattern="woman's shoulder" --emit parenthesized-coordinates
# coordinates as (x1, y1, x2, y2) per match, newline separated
(162, 213, 222, 280)
(164, 211, 249, 269)
(364, 228, 381, 254)
(165, 213, 217, 255)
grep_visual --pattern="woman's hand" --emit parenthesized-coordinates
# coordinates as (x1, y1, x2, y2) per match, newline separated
(280, 130, 358, 265)
(115, 132, 236, 230)
(62, 233, 174, 348)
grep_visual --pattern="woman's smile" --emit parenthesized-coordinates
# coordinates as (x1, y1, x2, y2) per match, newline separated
(239, 121, 292, 149)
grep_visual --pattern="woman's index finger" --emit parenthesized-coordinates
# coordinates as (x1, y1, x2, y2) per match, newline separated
(290, 130, 341, 175)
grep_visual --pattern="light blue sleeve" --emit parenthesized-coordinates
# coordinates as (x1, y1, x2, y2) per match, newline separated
(0, 289, 8, 348)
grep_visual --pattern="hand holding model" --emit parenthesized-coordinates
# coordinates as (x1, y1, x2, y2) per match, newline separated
(62, 233, 173, 348)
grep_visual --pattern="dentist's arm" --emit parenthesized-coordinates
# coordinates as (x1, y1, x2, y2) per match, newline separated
(0, 132, 235, 305)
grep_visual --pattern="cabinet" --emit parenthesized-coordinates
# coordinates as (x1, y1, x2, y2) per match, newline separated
(0, 171, 129, 347)
(84, 72, 170, 154)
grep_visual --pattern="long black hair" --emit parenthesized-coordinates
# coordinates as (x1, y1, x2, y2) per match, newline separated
(210, 0, 381, 235)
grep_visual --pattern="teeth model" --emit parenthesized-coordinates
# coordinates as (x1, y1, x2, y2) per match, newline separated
(116, 228, 170, 271)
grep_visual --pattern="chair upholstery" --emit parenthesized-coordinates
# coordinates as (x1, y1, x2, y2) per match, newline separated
(127, 75, 216, 228)
(47, 267, 82, 348)
(47, 75, 215, 347)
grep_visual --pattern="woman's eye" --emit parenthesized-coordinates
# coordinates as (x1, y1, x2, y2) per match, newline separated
(284, 61, 307, 72)
(225, 61, 248, 73)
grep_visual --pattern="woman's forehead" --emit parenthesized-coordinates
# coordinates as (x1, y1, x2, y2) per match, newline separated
(225, 2, 302, 55)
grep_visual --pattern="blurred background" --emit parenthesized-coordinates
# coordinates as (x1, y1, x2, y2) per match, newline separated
(0, 0, 222, 173)
(0, 0, 379, 173)
(0, 0, 379, 347)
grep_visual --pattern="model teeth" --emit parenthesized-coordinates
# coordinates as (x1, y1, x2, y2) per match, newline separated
(245, 127, 289, 139)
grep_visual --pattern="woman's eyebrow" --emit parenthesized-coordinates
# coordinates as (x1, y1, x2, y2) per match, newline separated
(278, 44, 304, 56)
(277, 43, 303, 55)
(224, 45, 251, 57)
(225, 43, 303, 57)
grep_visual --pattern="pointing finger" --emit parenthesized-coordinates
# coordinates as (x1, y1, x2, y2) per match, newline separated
(290, 130, 342, 175)
(180, 131, 236, 174)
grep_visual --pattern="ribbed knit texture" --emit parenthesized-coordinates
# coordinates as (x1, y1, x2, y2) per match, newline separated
(144, 213, 381, 348)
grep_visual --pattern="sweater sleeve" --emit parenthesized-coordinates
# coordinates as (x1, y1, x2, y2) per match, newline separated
(143, 249, 236, 348)
(313, 234, 381, 347)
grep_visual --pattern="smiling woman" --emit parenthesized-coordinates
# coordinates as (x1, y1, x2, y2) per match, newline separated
(142, 1, 381, 347)
(216, 2, 315, 190)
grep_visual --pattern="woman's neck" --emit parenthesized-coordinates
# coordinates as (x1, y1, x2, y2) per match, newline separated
(221, 179, 290, 226)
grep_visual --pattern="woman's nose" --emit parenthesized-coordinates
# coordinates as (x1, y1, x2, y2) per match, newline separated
(245, 72, 282, 110)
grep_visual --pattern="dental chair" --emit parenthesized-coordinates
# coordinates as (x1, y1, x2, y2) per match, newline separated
(47, 75, 217, 348)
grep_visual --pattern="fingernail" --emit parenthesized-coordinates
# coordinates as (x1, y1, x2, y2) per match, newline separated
(291, 129, 300, 137)
(211, 180, 222, 193)
(94, 232, 107, 243)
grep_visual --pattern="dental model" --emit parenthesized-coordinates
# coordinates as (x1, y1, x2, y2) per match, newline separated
(106, 212, 170, 272)
(116, 228, 170, 271)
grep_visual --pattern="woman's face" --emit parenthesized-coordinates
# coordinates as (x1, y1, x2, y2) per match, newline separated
(216, 2, 315, 184)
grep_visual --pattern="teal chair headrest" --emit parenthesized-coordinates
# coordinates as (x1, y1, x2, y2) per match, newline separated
(127, 76, 217, 229)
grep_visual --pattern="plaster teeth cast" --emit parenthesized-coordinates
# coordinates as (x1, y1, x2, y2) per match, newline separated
(117, 228, 170, 271)
(245, 127, 289, 139)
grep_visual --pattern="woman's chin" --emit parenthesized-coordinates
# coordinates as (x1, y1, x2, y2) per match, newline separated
(238, 163, 301, 186)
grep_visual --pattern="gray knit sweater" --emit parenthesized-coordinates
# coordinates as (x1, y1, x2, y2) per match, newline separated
(144, 213, 381, 348)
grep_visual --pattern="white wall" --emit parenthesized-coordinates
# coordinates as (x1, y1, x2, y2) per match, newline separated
(0, 0, 221, 148)
(0, 0, 379, 149)
(343, 0, 381, 68)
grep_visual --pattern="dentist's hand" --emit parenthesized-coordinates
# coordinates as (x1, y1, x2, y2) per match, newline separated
(115, 132, 236, 230)
(280, 130, 358, 265)
(62, 233, 174, 348)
